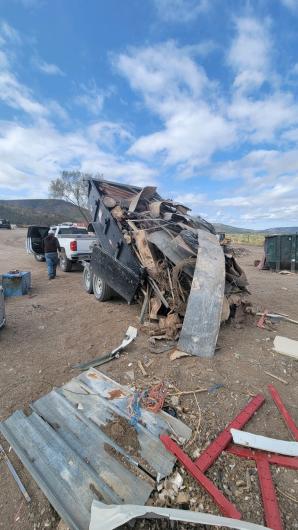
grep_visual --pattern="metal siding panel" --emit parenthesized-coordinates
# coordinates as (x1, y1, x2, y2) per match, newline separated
(32, 390, 153, 503)
(0, 370, 192, 530)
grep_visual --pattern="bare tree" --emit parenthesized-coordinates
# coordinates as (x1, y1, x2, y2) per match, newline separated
(49, 171, 101, 222)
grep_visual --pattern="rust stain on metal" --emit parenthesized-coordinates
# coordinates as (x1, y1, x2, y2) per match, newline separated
(107, 389, 125, 400)
(88, 372, 101, 380)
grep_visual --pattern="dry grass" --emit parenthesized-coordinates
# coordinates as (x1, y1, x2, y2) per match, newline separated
(226, 232, 265, 246)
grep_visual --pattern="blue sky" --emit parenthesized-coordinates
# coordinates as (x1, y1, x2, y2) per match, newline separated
(0, 0, 298, 228)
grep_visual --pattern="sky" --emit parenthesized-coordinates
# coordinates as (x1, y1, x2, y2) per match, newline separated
(0, 0, 298, 229)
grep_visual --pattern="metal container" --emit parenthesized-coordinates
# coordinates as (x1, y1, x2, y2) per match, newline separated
(0, 286, 5, 329)
(264, 234, 298, 272)
(0, 271, 31, 297)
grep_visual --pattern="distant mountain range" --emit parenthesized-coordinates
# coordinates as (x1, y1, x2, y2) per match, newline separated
(0, 199, 90, 226)
(213, 223, 298, 235)
(0, 199, 297, 234)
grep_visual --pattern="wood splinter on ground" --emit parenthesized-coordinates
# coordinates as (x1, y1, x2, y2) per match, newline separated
(137, 360, 148, 376)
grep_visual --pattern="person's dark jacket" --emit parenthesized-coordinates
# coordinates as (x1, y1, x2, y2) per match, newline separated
(43, 234, 61, 253)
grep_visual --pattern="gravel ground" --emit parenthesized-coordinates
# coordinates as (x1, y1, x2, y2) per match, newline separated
(0, 228, 297, 529)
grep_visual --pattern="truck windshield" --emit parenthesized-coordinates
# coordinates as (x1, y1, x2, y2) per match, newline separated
(58, 227, 88, 235)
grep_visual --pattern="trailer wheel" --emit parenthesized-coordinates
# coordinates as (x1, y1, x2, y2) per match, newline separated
(60, 255, 73, 272)
(83, 266, 93, 294)
(34, 254, 45, 262)
(93, 274, 113, 301)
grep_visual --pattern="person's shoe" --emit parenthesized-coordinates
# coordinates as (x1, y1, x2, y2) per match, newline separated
(48, 277, 53, 280)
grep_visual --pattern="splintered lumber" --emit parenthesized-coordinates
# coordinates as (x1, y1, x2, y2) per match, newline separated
(178, 229, 225, 357)
(134, 230, 158, 276)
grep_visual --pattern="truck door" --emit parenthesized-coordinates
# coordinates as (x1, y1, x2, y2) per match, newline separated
(26, 226, 49, 257)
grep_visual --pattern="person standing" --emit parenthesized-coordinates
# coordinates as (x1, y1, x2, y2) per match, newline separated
(43, 230, 61, 280)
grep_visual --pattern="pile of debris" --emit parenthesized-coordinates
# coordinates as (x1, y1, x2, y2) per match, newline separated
(88, 179, 250, 357)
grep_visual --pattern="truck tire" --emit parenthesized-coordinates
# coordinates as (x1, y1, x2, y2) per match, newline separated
(60, 255, 73, 272)
(83, 266, 93, 293)
(92, 274, 113, 301)
(34, 254, 45, 262)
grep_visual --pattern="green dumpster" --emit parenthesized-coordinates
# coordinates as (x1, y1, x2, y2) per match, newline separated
(264, 234, 298, 272)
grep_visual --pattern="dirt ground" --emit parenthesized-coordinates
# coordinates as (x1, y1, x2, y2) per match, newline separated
(0, 228, 297, 529)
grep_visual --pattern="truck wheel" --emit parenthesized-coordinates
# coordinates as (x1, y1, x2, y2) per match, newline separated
(83, 266, 93, 293)
(92, 274, 113, 301)
(60, 255, 73, 272)
(34, 254, 45, 262)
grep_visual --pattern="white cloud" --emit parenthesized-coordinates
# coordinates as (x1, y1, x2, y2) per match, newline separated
(33, 57, 65, 76)
(153, 0, 210, 23)
(173, 192, 207, 209)
(0, 70, 47, 115)
(74, 81, 109, 115)
(0, 21, 155, 196)
(280, 0, 298, 11)
(0, 21, 21, 45)
(228, 16, 271, 92)
(0, 120, 157, 196)
(228, 91, 298, 142)
(116, 41, 235, 172)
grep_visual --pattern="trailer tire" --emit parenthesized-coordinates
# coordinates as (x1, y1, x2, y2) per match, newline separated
(92, 274, 113, 301)
(60, 255, 73, 272)
(34, 254, 45, 262)
(83, 266, 93, 294)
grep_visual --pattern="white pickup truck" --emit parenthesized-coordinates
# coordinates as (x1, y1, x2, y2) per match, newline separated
(26, 223, 97, 272)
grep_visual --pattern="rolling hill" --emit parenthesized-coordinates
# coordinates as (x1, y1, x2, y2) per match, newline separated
(214, 223, 298, 235)
(0, 199, 90, 226)
(0, 199, 297, 234)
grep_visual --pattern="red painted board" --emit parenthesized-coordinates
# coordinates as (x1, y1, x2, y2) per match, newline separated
(268, 384, 298, 441)
(194, 394, 265, 472)
(160, 434, 241, 519)
(226, 444, 298, 470)
(256, 458, 283, 530)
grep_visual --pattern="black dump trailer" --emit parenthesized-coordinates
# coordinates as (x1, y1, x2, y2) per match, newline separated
(81, 177, 249, 358)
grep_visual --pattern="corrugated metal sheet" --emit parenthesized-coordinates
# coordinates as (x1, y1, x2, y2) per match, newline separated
(0, 369, 191, 530)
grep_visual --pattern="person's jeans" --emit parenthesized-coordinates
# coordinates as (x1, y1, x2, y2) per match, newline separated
(45, 252, 59, 279)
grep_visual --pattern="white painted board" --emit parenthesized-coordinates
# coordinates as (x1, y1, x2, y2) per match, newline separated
(273, 335, 298, 360)
(89, 501, 269, 530)
(231, 428, 298, 456)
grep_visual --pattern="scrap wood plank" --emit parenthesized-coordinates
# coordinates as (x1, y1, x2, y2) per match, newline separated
(268, 384, 298, 441)
(230, 429, 298, 457)
(128, 186, 157, 212)
(256, 458, 283, 530)
(177, 229, 225, 357)
(134, 230, 159, 276)
(194, 394, 265, 472)
(273, 335, 298, 360)
(160, 435, 241, 519)
(226, 445, 298, 470)
(224, 447, 286, 530)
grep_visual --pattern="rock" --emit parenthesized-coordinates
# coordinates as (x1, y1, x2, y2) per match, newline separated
(169, 471, 183, 492)
(170, 395, 179, 407)
(192, 448, 201, 459)
(176, 492, 189, 506)
(236, 480, 245, 487)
